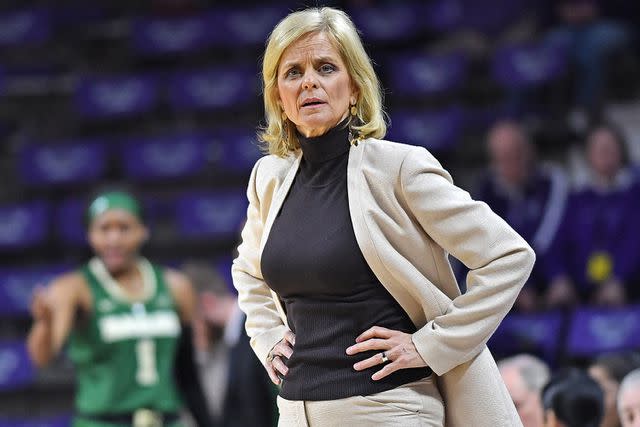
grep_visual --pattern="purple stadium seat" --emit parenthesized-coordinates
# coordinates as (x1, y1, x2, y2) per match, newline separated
(0, 201, 49, 249)
(387, 52, 468, 96)
(175, 191, 247, 239)
(120, 133, 209, 181)
(0, 341, 34, 391)
(566, 305, 640, 357)
(74, 74, 158, 118)
(167, 67, 256, 111)
(0, 264, 69, 315)
(349, 3, 421, 41)
(0, 9, 51, 46)
(132, 14, 214, 55)
(0, 416, 71, 427)
(424, 0, 464, 32)
(492, 41, 568, 90)
(387, 107, 465, 151)
(55, 198, 87, 246)
(424, 0, 530, 34)
(18, 141, 107, 186)
(489, 311, 564, 362)
(208, 129, 262, 173)
(220, 6, 286, 46)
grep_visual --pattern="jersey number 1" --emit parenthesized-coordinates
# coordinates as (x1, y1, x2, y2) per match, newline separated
(136, 339, 159, 385)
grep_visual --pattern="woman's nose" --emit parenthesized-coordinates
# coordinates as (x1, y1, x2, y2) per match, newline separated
(302, 71, 318, 90)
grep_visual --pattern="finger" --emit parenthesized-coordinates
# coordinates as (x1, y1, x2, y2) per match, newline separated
(275, 342, 293, 359)
(265, 364, 281, 385)
(346, 338, 389, 355)
(272, 355, 289, 377)
(284, 331, 296, 346)
(356, 326, 394, 342)
(353, 352, 388, 371)
(372, 361, 401, 381)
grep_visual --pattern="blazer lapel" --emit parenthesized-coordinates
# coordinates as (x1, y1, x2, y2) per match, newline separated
(346, 140, 425, 326)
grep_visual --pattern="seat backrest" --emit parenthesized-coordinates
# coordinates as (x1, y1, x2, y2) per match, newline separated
(18, 141, 107, 187)
(74, 74, 159, 118)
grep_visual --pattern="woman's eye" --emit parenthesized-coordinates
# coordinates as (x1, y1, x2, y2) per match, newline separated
(320, 64, 335, 73)
(286, 68, 300, 77)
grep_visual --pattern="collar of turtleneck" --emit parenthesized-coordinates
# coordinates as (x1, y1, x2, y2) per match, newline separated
(297, 119, 350, 163)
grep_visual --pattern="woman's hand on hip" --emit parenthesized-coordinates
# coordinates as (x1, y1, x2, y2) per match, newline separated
(265, 330, 295, 385)
(346, 326, 428, 381)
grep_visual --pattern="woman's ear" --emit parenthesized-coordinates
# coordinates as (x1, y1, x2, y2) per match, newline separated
(350, 83, 360, 104)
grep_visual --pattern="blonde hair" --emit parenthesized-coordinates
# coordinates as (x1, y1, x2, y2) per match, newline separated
(259, 7, 386, 157)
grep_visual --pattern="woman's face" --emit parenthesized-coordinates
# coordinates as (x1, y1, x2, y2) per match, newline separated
(587, 128, 622, 180)
(88, 209, 148, 274)
(277, 31, 356, 138)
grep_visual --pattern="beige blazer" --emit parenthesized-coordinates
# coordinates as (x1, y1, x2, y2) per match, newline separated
(232, 137, 535, 427)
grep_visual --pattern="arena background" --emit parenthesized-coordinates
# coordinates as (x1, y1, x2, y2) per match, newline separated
(0, 0, 638, 425)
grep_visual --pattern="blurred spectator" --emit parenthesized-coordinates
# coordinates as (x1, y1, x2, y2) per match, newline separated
(475, 120, 568, 311)
(544, 0, 630, 123)
(499, 354, 551, 427)
(183, 261, 277, 427)
(542, 368, 604, 427)
(618, 369, 640, 427)
(544, 124, 640, 307)
(589, 352, 640, 427)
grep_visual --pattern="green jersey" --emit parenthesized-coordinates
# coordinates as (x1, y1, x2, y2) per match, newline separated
(68, 258, 183, 425)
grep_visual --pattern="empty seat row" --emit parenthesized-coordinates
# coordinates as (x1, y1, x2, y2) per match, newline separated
(0, 191, 248, 250)
(18, 130, 263, 186)
(73, 66, 258, 118)
(0, 2, 534, 51)
(387, 41, 568, 96)
(489, 304, 640, 364)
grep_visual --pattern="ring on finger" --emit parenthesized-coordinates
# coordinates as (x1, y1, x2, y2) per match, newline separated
(380, 351, 389, 364)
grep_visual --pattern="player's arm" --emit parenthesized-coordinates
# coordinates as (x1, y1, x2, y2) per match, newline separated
(27, 273, 84, 368)
(166, 269, 214, 427)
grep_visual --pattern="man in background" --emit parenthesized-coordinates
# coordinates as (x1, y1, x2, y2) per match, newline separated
(183, 261, 277, 427)
(499, 354, 551, 427)
(476, 120, 568, 311)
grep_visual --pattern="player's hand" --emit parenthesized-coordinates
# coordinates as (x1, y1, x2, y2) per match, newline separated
(265, 330, 295, 385)
(346, 326, 428, 381)
(30, 285, 52, 325)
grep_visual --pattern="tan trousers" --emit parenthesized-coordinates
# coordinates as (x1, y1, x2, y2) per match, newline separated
(276, 377, 445, 427)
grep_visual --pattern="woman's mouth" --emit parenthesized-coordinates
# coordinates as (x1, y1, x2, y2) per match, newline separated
(301, 98, 326, 108)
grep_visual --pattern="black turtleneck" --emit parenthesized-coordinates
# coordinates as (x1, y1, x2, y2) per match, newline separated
(260, 122, 431, 401)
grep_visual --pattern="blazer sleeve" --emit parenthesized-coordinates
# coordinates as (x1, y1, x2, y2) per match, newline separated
(232, 158, 289, 365)
(399, 147, 536, 375)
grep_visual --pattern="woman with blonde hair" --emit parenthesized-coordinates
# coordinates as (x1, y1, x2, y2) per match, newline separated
(232, 6, 535, 427)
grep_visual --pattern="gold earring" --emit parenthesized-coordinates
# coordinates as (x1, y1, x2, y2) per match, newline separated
(348, 102, 362, 146)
